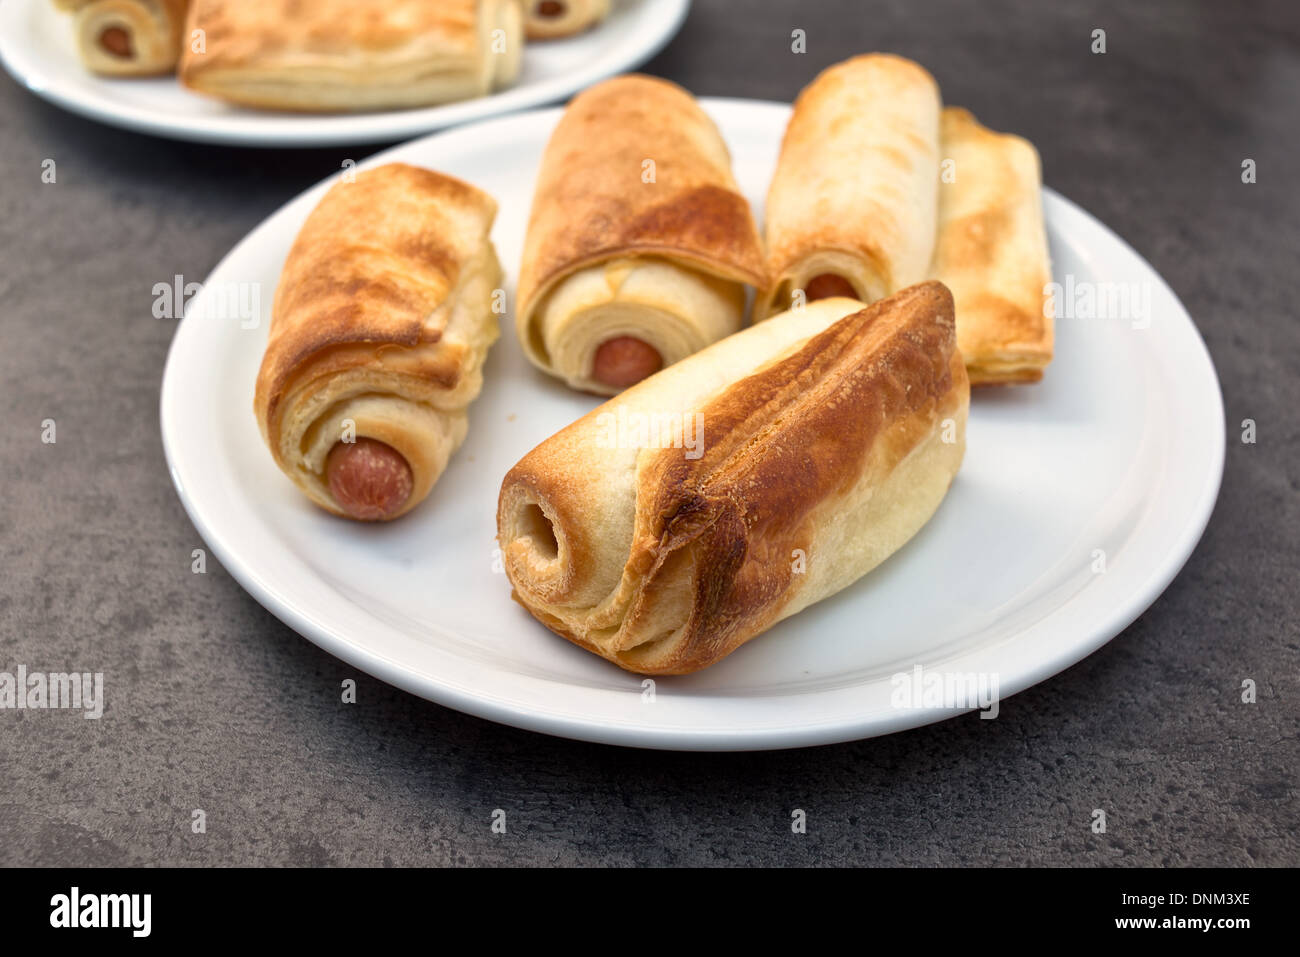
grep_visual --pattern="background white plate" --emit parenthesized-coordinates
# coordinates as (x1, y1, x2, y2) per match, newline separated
(160, 100, 1225, 750)
(0, 0, 690, 146)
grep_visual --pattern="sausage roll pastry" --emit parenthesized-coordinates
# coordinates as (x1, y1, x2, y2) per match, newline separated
(498, 282, 969, 675)
(524, 0, 608, 39)
(515, 74, 767, 395)
(930, 107, 1053, 384)
(52, 0, 191, 76)
(254, 164, 502, 522)
(179, 0, 523, 112)
(756, 53, 942, 320)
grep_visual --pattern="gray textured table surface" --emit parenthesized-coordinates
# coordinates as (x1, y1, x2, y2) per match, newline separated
(2, 0, 1297, 867)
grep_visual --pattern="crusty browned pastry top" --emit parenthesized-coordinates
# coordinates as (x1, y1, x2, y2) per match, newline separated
(516, 74, 767, 315)
(254, 162, 497, 436)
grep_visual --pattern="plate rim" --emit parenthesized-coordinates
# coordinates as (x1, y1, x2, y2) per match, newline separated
(0, 0, 692, 147)
(159, 98, 1226, 751)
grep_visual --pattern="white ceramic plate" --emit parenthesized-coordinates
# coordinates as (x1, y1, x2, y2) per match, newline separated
(160, 100, 1224, 750)
(0, 0, 689, 147)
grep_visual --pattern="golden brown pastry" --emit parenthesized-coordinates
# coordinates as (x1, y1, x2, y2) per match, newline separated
(498, 282, 969, 674)
(179, 0, 523, 113)
(930, 106, 1053, 384)
(52, 0, 191, 76)
(254, 163, 502, 522)
(755, 53, 941, 319)
(523, 0, 608, 39)
(516, 74, 766, 395)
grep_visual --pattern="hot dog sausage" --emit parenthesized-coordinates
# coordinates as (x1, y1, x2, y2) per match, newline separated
(99, 27, 134, 59)
(803, 273, 858, 303)
(591, 336, 663, 389)
(324, 438, 413, 521)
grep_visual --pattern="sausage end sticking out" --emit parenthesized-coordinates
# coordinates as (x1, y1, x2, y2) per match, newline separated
(325, 438, 413, 521)
(99, 27, 134, 59)
(591, 336, 663, 389)
(803, 273, 858, 303)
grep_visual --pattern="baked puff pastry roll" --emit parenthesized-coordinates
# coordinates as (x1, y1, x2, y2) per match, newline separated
(524, 0, 608, 39)
(756, 53, 941, 320)
(929, 107, 1053, 384)
(498, 282, 969, 675)
(179, 0, 523, 113)
(516, 74, 767, 395)
(52, 0, 191, 76)
(254, 163, 502, 522)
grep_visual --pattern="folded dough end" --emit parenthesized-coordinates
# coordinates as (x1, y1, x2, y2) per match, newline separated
(72, 0, 188, 76)
(526, 257, 747, 395)
(756, 248, 892, 321)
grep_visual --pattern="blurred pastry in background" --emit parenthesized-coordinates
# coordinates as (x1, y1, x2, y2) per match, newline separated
(52, 0, 191, 76)
(179, 0, 523, 112)
(524, 0, 609, 39)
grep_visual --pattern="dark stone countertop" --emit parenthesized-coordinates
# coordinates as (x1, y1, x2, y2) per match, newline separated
(1, 0, 1296, 865)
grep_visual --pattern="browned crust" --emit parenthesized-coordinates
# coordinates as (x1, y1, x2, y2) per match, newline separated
(253, 162, 496, 451)
(516, 281, 964, 674)
(516, 74, 767, 323)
